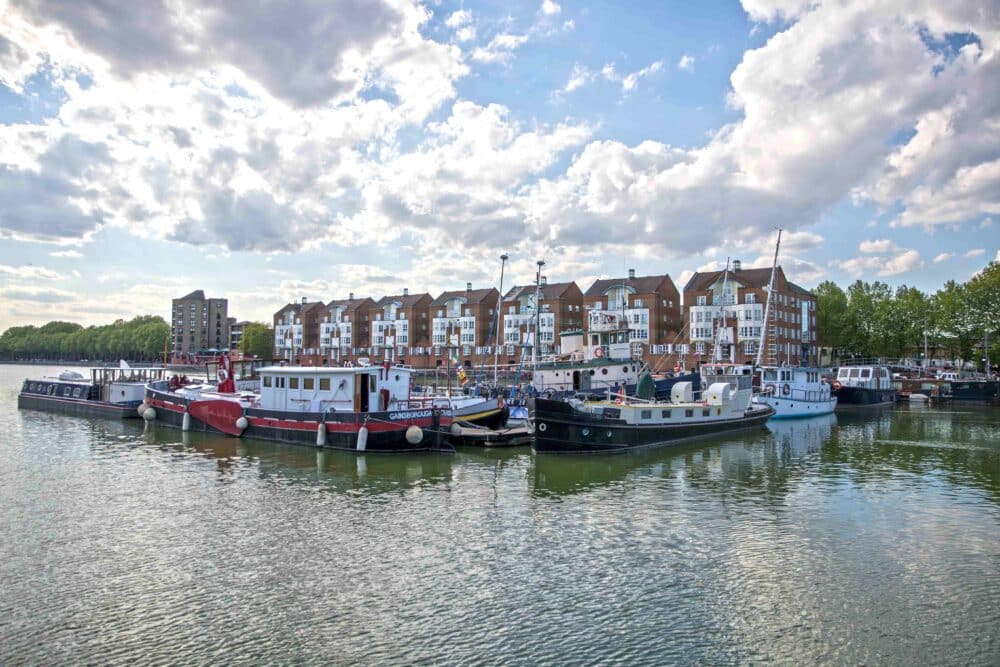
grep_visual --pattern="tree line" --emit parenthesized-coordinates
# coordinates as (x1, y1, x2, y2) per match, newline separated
(0, 316, 276, 363)
(813, 261, 999, 368)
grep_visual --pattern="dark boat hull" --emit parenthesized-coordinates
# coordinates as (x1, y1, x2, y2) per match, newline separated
(946, 380, 999, 403)
(532, 398, 774, 454)
(17, 392, 141, 419)
(144, 386, 453, 453)
(833, 385, 896, 408)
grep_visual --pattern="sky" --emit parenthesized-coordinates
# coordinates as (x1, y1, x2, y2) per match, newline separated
(0, 0, 997, 331)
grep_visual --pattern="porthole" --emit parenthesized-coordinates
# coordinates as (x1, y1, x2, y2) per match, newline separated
(394, 375, 400, 381)
(606, 430, 613, 438)
(601, 368, 608, 375)
(589, 370, 595, 376)
(538, 422, 547, 432)
(581, 427, 590, 436)
(623, 367, 629, 373)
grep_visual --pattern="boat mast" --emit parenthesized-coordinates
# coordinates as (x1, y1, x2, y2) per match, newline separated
(531, 259, 545, 368)
(712, 258, 731, 363)
(493, 253, 509, 386)
(756, 228, 782, 367)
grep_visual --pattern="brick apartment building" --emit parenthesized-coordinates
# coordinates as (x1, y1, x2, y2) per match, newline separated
(318, 294, 375, 365)
(583, 270, 683, 359)
(170, 290, 229, 362)
(429, 284, 501, 367)
(273, 298, 325, 363)
(683, 261, 817, 366)
(501, 279, 585, 360)
(369, 290, 433, 365)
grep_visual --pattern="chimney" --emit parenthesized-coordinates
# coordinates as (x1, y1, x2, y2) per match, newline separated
(301, 296, 307, 304)
(349, 292, 354, 301)
(733, 260, 742, 272)
(403, 288, 409, 296)
(541, 276, 547, 286)
(628, 268, 635, 279)
(466, 282, 472, 292)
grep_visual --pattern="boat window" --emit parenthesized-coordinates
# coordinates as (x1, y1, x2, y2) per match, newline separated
(276, 377, 285, 388)
(62, 386, 72, 396)
(289, 377, 299, 390)
(263, 376, 272, 388)
(369, 374, 376, 391)
(303, 378, 314, 390)
(850, 369, 860, 378)
(601, 369, 608, 375)
(320, 378, 331, 391)
(623, 367, 629, 373)
(641, 410, 651, 419)
(702, 408, 710, 417)
(684, 409, 694, 418)
(72, 387, 83, 398)
(838, 369, 848, 378)
(661, 409, 671, 418)
(589, 370, 595, 376)
(861, 369, 871, 379)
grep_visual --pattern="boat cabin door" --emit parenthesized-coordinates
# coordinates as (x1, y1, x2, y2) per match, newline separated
(355, 373, 372, 412)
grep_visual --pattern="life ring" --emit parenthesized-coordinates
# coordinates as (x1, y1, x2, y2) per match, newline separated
(673, 364, 681, 372)
(217, 368, 228, 382)
(781, 383, 790, 396)
(594, 346, 604, 358)
(764, 383, 776, 395)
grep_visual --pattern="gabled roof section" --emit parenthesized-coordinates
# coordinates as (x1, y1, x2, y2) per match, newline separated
(503, 281, 577, 302)
(375, 292, 432, 308)
(787, 281, 813, 296)
(584, 274, 673, 297)
(326, 297, 375, 312)
(431, 287, 498, 306)
(684, 267, 774, 292)
(178, 290, 206, 301)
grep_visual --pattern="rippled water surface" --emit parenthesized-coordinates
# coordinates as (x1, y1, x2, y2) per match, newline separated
(2, 364, 999, 664)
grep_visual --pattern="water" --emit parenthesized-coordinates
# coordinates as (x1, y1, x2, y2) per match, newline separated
(1, 364, 998, 665)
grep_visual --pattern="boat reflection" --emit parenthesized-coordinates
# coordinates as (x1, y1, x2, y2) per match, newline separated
(145, 429, 454, 496)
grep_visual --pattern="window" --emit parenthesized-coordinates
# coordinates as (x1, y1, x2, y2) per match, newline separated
(745, 293, 756, 304)
(641, 410, 652, 419)
(276, 377, 285, 388)
(685, 409, 694, 417)
(290, 378, 299, 389)
(319, 378, 330, 390)
(696, 295, 707, 306)
(702, 408, 711, 417)
(263, 376, 272, 387)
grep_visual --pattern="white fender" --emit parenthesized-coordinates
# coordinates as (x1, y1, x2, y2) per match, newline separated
(138, 401, 150, 417)
(182, 411, 191, 432)
(406, 425, 424, 444)
(450, 422, 462, 437)
(357, 425, 368, 451)
(316, 422, 327, 446)
(235, 416, 249, 431)
(142, 407, 157, 421)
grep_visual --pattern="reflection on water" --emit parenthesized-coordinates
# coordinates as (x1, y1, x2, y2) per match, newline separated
(2, 365, 999, 665)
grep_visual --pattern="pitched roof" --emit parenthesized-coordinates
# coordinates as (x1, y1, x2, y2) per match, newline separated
(787, 280, 813, 296)
(503, 281, 578, 302)
(325, 297, 374, 312)
(374, 292, 432, 308)
(584, 274, 673, 297)
(431, 287, 498, 306)
(177, 290, 206, 301)
(683, 267, 775, 292)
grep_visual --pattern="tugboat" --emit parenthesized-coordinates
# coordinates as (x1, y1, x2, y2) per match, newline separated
(142, 356, 497, 452)
(532, 375, 773, 454)
(831, 364, 896, 408)
(18, 362, 168, 419)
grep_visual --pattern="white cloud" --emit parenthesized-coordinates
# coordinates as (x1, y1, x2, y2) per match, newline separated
(995, 249, 1000, 263)
(859, 238, 896, 254)
(50, 249, 83, 258)
(471, 33, 530, 64)
(965, 248, 985, 258)
(445, 10, 472, 28)
(678, 54, 695, 71)
(621, 61, 664, 92)
(540, 1, 561, 16)
(933, 252, 953, 263)
(842, 248, 923, 277)
(0, 264, 64, 281)
(980, 217, 993, 228)
(562, 63, 593, 93)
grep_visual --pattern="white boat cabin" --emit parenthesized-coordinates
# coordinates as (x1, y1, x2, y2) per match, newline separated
(257, 364, 412, 413)
(575, 379, 752, 425)
(759, 366, 830, 402)
(836, 365, 892, 389)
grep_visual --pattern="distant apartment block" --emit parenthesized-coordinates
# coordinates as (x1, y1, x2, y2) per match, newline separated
(583, 270, 682, 357)
(429, 284, 500, 365)
(501, 278, 584, 358)
(171, 290, 230, 360)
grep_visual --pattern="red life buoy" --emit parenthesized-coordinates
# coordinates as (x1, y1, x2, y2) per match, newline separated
(594, 346, 605, 358)
(217, 368, 228, 382)
(764, 383, 776, 395)
(781, 383, 791, 396)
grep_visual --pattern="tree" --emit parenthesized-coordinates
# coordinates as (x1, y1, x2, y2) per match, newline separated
(813, 281, 848, 356)
(240, 322, 274, 359)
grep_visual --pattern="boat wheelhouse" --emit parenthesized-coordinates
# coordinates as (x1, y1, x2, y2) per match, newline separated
(18, 365, 169, 419)
(532, 378, 773, 454)
(832, 365, 896, 408)
(755, 366, 837, 418)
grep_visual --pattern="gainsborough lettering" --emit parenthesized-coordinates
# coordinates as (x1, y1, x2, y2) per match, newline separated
(389, 410, 433, 420)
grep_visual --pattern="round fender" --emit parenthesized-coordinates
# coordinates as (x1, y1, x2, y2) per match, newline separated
(406, 425, 424, 444)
